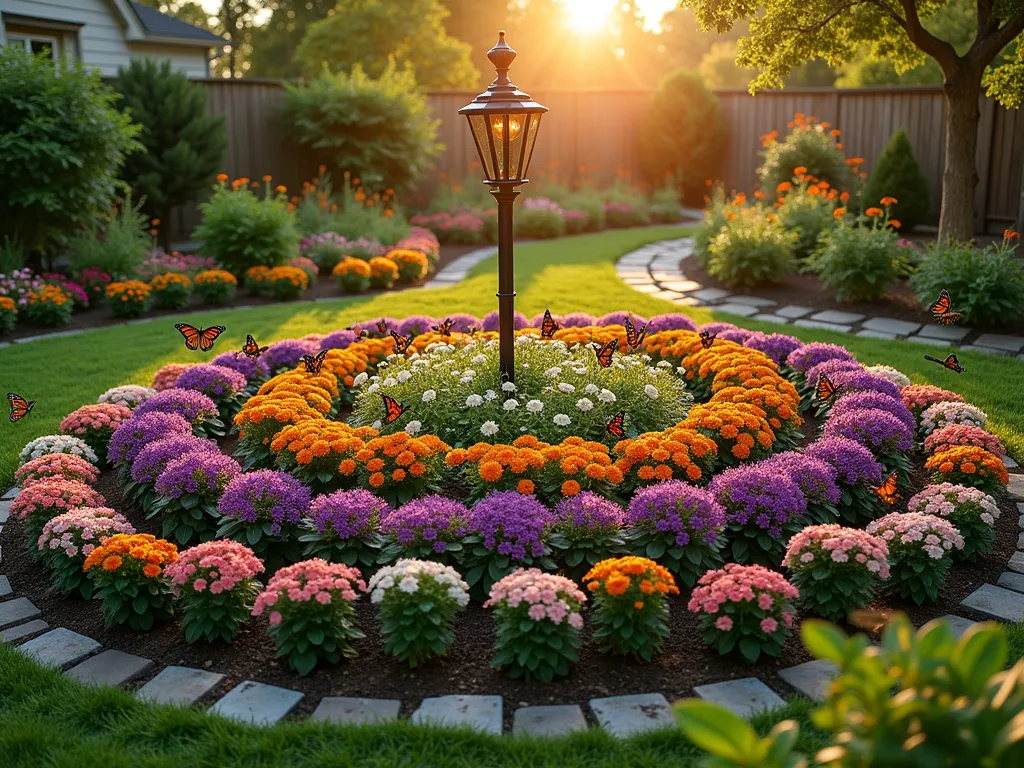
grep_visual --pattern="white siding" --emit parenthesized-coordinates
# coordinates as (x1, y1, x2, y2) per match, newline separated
(129, 43, 208, 78)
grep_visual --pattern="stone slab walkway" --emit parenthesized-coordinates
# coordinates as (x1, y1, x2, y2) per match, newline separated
(693, 678, 785, 718)
(589, 693, 675, 738)
(311, 697, 401, 725)
(411, 695, 503, 735)
(136, 665, 224, 706)
(66, 649, 154, 687)
(512, 705, 588, 737)
(208, 680, 304, 726)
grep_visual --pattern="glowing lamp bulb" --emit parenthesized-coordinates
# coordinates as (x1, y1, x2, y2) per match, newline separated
(491, 115, 523, 141)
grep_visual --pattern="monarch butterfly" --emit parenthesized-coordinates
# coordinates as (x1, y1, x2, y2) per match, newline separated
(175, 323, 226, 352)
(699, 330, 716, 349)
(815, 374, 841, 402)
(929, 289, 963, 325)
(381, 394, 407, 425)
(924, 353, 965, 374)
(606, 411, 626, 438)
(376, 319, 390, 334)
(874, 470, 901, 505)
(390, 331, 412, 353)
(300, 349, 328, 375)
(7, 392, 35, 423)
(624, 317, 646, 349)
(593, 338, 618, 368)
(241, 334, 268, 359)
(540, 309, 560, 340)
(432, 318, 454, 336)
(347, 325, 370, 339)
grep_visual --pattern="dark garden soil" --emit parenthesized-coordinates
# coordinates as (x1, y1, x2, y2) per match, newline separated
(2, 243, 485, 342)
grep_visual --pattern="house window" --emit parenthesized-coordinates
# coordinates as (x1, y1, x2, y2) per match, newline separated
(6, 34, 60, 61)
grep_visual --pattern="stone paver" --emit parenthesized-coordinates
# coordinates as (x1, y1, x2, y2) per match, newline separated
(18, 628, 100, 668)
(512, 705, 588, 737)
(856, 330, 897, 340)
(906, 335, 953, 348)
(1019, 532, 1024, 549)
(777, 660, 838, 701)
(997, 571, 1024, 594)
(724, 296, 777, 307)
(960, 345, 1010, 356)
(311, 697, 401, 725)
(0, 575, 10, 597)
(751, 314, 790, 325)
(0, 619, 48, 644)
(973, 334, 1024, 353)
(775, 305, 814, 319)
(0, 500, 10, 523)
(810, 310, 865, 325)
(209, 681, 304, 726)
(793, 319, 852, 334)
(916, 325, 971, 342)
(650, 290, 686, 301)
(412, 694, 502, 735)
(136, 666, 225, 706)
(961, 584, 1024, 622)
(1007, 475, 1024, 501)
(1004, 456, 1019, 469)
(0, 597, 40, 629)
(589, 693, 675, 738)
(65, 650, 154, 687)
(712, 302, 759, 317)
(0, 487, 16, 500)
(693, 678, 785, 718)
(861, 317, 921, 336)
(1009, 551, 1024, 574)
(671, 296, 703, 306)
(659, 280, 703, 293)
(630, 284, 662, 294)
(933, 614, 977, 639)
(690, 288, 730, 302)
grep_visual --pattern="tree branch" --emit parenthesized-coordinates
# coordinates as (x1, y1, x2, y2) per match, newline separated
(970, 10, 1024, 68)
(775, 2, 863, 36)
(897, 0, 960, 71)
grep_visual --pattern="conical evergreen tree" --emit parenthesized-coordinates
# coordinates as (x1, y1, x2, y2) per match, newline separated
(864, 128, 931, 233)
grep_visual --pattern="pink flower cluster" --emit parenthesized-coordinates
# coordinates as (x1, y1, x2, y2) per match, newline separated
(37, 507, 134, 559)
(485, 568, 586, 628)
(59, 403, 133, 438)
(900, 384, 963, 417)
(252, 558, 365, 625)
(10, 478, 105, 520)
(783, 524, 890, 579)
(687, 563, 798, 633)
(15, 454, 99, 489)
(907, 483, 1000, 526)
(166, 540, 265, 595)
(923, 424, 1005, 457)
(152, 363, 195, 392)
(866, 512, 965, 560)
(919, 401, 987, 436)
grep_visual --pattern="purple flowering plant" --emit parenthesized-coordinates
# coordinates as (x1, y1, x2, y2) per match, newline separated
(645, 314, 698, 333)
(379, 495, 469, 564)
(804, 436, 887, 525)
(597, 311, 647, 328)
(132, 388, 224, 437)
(444, 313, 481, 333)
(624, 482, 726, 586)
(319, 329, 357, 351)
(108, 411, 192, 468)
(828, 369, 902, 401)
(830, 391, 916, 434)
(716, 328, 756, 344)
(126, 434, 219, 510)
(151, 451, 242, 545)
(175, 363, 248, 420)
(761, 452, 841, 525)
(298, 489, 391, 568)
(398, 315, 436, 336)
(264, 339, 319, 373)
(786, 342, 857, 384)
(211, 351, 270, 387)
(481, 310, 529, 331)
(546, 492, 627, 579)
(742, 333, 803, 366)
(823, 407, 914, 474)
(699, 322, 739, 336)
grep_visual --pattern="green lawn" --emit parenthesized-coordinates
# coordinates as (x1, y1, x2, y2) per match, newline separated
(1, 225, 1021, 488)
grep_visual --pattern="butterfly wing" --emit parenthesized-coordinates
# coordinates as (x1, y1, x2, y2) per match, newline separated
(699, 331, 715, 349)
(7, 392, 35, 423)
(390, 331, 411, 353)
(175, 322, 202, 351)
(936, 312, 963, 326)
(595, 339, 617, 368)
(198, 325, 226, 352)
(815, 374, 837, 401)
(929, 289, 951, 317)
(635, 325, 647, 348)
(606, 411, 626, 438)
(624, 317, 638, 347)
(541, 309, 559, 339)
(380, 394, 407, 425)
(376, 320, 389, 334)
(874, 471, 901, 504)
(432, 318, 453, 336)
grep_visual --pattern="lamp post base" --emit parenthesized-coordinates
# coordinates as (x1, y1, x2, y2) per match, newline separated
(491, 183, 521, 385)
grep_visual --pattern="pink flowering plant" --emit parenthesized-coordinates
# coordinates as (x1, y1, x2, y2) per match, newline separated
(866, 512, 965, 604)
(165, 540, 265, 644)
(687, 563, 799, 663)
(59, 403, 133, 461)
(919, 401, 987, 436)
(485, 568, 586, 681)
(367, 559, 470, 667)
(37, 507, 135, 599)
(251, 558, 366, 676)
(923, 423, 1005, 457)
(15, 453, 99, 489)
(907, 483, 1000, 562)
(11, 478, 105, 560)
(782, 524, 890, 623)
(899, 384, 963, 419)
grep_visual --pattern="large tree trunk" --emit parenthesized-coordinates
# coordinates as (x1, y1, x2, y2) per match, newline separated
(939, 72, 983, 241)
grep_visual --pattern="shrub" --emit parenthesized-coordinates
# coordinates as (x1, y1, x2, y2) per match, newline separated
(300, 232, 385, 271)
(293, 171, 409, 244)
(37, 507, 135, 599)
(263, 265, 309, 300)
(864, 128, 930, 232)
(192, 269, 237, 305)
(777, 182, 839, 258)
(58, 403, 133, 461)
(105, 280, 151, 318)
(515, 199, 566, 239)
(22, 285, 73, 327)
(605, 202, 651, 228)
(0, 295, 16, 333)
(693, 186, 738, 263)
(287, 256, 318, 284)
(925, 445, 1009, 494)
(298, 489, 388, 569)
(378, 495, 468, 564)
(19, 434, 99, 467)
(639, 68, 726, 204)
(758, 114, 856, 204)
(808, 213, 906, 302)
(126, 435, 219, 512)
(924, 423, 1005, 457)
(77, 267, 112, 304)
(410, 211, 485, 244)
(563, 209, 589, 234)
(561, 191, 606, 231)
(149, 272, 191, 310)
(174, 364, 247, 420)
(548, 492, 627, 581)
(83, 533, 178, 630)
(369, 559, 469, 667)
(194, 178, 299, 274)
(137, 250, 216, 281)
(910, 238, 1024, 327)
(867, 512, 964, 604)
(919, 401, 987, 436)
(386, 248, 429, 282)
(64, 193, 150, 278)
(368, 257, 399, 289)
(0, 237, 25, 273)
(485, 568, 586, 681)
(332, 256, 372, 293)
(706, 214, 796, 288)
(151, 451, 242, 545)
(14, 454, 100, 489)
(107, 412, 192, 467)
(907, 483, 1000, 562)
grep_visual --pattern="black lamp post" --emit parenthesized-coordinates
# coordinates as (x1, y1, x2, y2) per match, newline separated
(459, 31, 548, 385)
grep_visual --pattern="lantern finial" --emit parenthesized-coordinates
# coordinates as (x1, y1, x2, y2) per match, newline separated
(487, 31, 517, 86)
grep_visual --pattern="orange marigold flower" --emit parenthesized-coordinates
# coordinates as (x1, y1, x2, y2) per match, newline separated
(888, 219, 902, 229)
(833, 207, 846, 220)
(865, 207, 883, 217)
(561, 480, 581, 496)
(634, 601, 645, 610)
(102, 555, 122, 571)
(143, 564, 162, 578)
(606, 575, 630, 596)
(517, 479, 535, 494)
(369, 472, 385, 487)
(879, 196, 898, 206)
(793, 166, 807, 176)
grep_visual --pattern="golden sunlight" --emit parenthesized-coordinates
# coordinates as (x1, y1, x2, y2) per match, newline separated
(561, 0, 617, 34)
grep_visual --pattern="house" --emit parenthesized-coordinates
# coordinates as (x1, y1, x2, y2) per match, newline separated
(0, 0, 224, 78)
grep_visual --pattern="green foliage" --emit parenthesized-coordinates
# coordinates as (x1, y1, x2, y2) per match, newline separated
(706, 215, 796, 288)
(778, 186, 838, 259)
(88, 572, 175, 632)
(0, 300, 15, 335)
(194, 182, 299, 274)
(193, 272, 237, 306)
(293, 172, 411, 242)
(0, 48, 141, 257)
(694, 185, 733, 264)
(247, 0, 335, 79)
(148, 494, 219, 547)
(179, 579, 260, 645)
(758, 124, 855, 205)
(910, 238, 1024, 328)
(675, 700, 804, 768)
(281, 64, 441, 193)
(267, 597, 364, 676)
(0, 237, 25, 273)
(490, 600, 582, 682)
(808, 220, 905, 302)
(22, 288, 73, 328)
(639, 68, 727, 204)
(864, 129, 931, 232)
(787, 554, 881, 625)
(561, 191, 607, 231)
(514, 206, 566, 239)
(65, 194, 151, 278)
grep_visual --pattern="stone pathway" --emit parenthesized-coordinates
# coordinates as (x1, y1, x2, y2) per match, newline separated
(614, 238, 1024, 359)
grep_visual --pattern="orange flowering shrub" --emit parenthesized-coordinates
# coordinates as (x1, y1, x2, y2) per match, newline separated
(709, 383, 803, 445)
(551, 325, 627, 349)
(683, 402, 776, 465)
(319, 349, 371, 392)
(234, 394, 327, 468)
(355, 431, 451, 505)
(271, 421, 376, 491)
(925, 445, 1009, 495)
(264, 265, 309, 300)
(83, 533, 178, 630)
(258, 370, 340, 406)
(642, 329, 704, 363)
(0, 294, 16, 334)
(386, 248, 429, 282)
(149, 272, 192, 310)
(368, 256, 399, 289)
(612, 427, 719, 490)
(332, 256, 372, 293)
(105, 280, 150, 318)
(245, 265, 271, 294)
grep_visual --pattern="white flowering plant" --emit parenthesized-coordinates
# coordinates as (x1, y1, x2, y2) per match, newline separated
(907, 483, 1000, 562)
(368, 559, 470, 667)
(18, 434, 99, 466)
(351, 335, 691, 446)
(97, 385, 157, 409)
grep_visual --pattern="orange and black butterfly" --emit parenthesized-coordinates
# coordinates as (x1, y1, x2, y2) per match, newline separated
(593, 338, 618, 368)
(699, 330, 716, 349)
(376, 319, 390, 334)
(381, 394, 407, 425)
(241, 334, 268, 359)
(347, 325, 370, 340)
(540, 309, 560, 340)
(929, 289, 963, 326)
(432, 318, 454, 337)
(175, 323, 226, 352)
(924, 353, 965, 374)
(874, 470, 901, 505)
(300, 349, 328, 375)
(7, 392, 35, 423)
(390, 330, 412, 354)
(606, 411, 626, 438)
(815, 374, 841, 402)
(624, 317, 646, 349)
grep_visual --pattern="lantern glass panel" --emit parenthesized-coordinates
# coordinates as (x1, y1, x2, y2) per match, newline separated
(519, 113, 542, 179)
(467, 115, 497, 180)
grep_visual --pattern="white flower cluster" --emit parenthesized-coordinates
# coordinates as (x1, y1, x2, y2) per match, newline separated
(864, 364, 911, 388)
(368, 558, 470, 607)
(97, 385, 157, 409)
(18, 434, 99, 466)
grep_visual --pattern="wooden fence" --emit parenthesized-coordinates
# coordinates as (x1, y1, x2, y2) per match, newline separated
(162, 79, 1024, 242)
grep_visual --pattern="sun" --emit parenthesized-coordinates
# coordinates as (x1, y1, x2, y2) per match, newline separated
(562, 0, 617, 34)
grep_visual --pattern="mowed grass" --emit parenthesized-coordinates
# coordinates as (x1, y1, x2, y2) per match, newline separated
(1, 224, 1022, 488)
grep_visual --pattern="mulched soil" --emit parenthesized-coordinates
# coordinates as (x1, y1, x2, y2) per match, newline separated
(2, 244, 485, 342)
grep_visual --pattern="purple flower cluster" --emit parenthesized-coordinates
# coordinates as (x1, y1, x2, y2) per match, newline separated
(699, 322, 739, 336)
(108, 412, 192, 465)
(445, 313, 480, 333)
(559, 312, 598, 328)
(804, 359, 864, 388)
(743, 333, 803, 365)
(356, 316, 400, 336)
(130, 435, 219, 484)
(155, 451, 241, 501)
(211, 351, 270, 383)
(264, 339, 319, 371)
(761, 452, 841, 505)
(804, 436, 884, 487)
(381, 495, 469, 552)
(831, 391, 915, 433)
(786, 342, 857, 374)
(828, 369, 902, 400)
(597, 311, 647, 327)
(307, 489, 390, 540)
(823, 408, 913, 455)
(554, 492, 624, 536)
(645, 314, 698, 333)
(469, 490, 554, 560)
(709, 466, 807, 537)
(398, 315, 436, 336)
(319, 330, 357, 351)
(132, 389, 218, 424)
(626, 481, 725, 547)
(716, 328, 756, 344)
(175, 364, 247, 400)
(218, 469, 310, 534)
(481, 310, 529, 331)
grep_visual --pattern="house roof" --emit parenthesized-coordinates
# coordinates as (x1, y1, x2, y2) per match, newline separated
(129, 2, 224, 45)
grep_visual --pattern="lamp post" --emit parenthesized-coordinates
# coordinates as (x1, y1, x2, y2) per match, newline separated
(459, 31, 547, 385)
